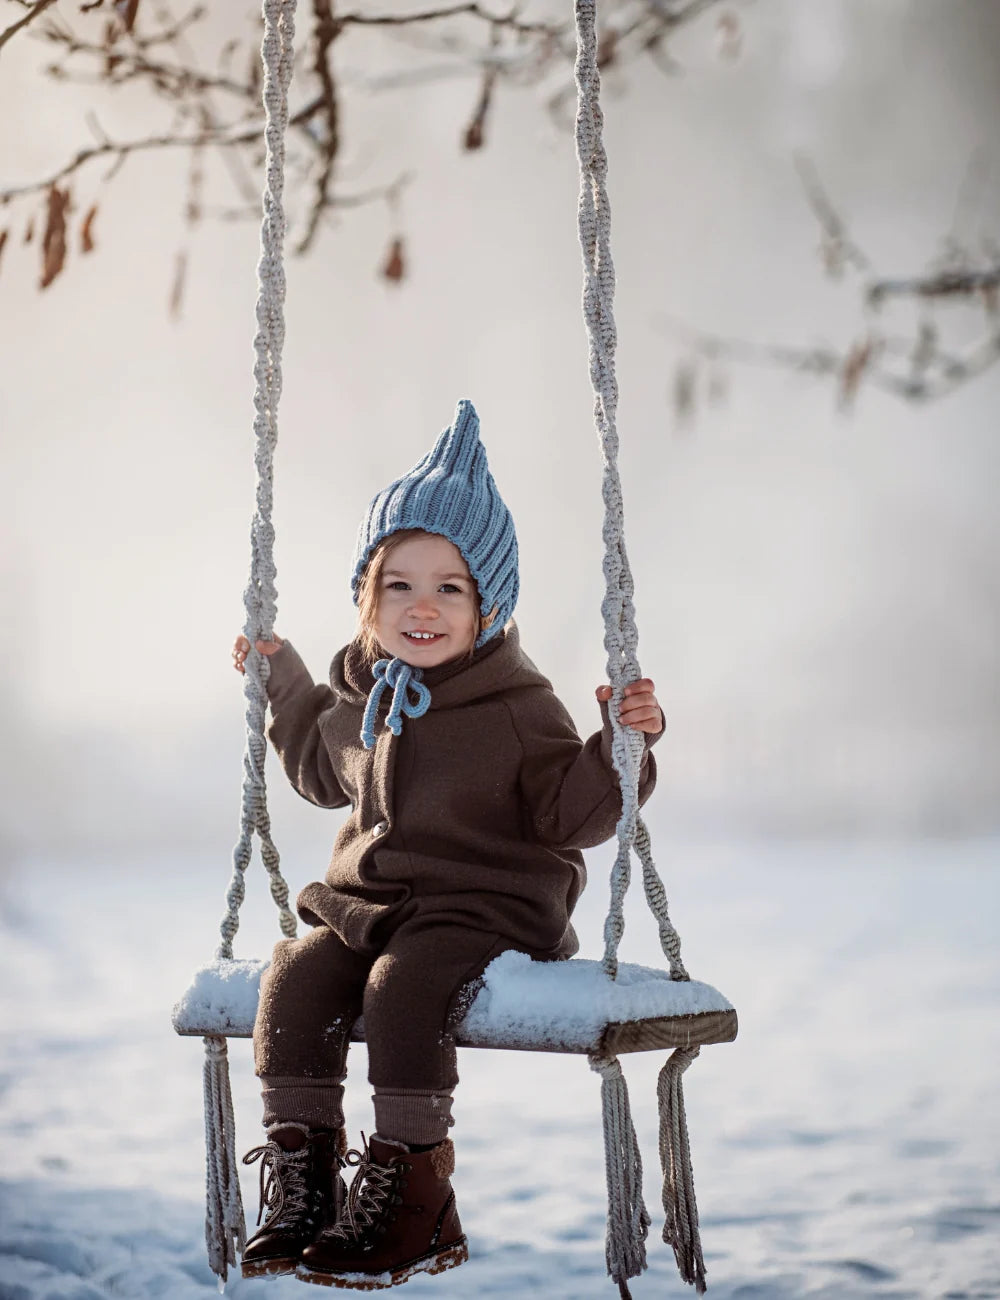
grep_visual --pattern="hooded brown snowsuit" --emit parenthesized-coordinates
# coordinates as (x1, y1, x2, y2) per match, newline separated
(254, 623, 658, 1137)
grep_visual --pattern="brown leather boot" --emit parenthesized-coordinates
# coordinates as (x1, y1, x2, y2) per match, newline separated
(241, 1125, 347, 1278)
(297, 1135, 468, 1289)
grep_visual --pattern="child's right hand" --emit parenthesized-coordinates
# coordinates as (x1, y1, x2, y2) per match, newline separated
(232, 634, 284, 674)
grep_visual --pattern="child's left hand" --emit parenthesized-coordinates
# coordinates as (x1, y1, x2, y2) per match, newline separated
(596, 679, 664, 734)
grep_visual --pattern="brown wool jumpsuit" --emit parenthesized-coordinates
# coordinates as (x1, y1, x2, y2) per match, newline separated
(254, 623, 659, 1130)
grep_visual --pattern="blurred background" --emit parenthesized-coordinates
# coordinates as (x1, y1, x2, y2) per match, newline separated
(0, 4, 998, 1295)
(1, 0, 998, 876)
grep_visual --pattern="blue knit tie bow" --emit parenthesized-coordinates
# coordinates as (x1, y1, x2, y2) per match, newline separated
(360, 657, 432, 749)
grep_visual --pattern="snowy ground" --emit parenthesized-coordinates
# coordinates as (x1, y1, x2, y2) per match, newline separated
(1, 836, 998, 1299)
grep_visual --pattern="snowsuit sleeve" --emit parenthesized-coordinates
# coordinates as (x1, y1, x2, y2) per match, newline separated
(264, 641, 350, 810)
(505, 687, 660, 851)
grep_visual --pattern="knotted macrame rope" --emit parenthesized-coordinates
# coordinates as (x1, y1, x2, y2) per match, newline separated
(574, 0, 705, 1291)
(202, 0, 299, 1281)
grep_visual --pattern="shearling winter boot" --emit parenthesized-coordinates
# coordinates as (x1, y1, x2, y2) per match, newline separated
(241, 1124, 348, 1278)
(297, 1135, 468, 1289)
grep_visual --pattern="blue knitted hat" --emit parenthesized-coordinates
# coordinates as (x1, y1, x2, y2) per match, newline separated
(351, 399, 518, 647)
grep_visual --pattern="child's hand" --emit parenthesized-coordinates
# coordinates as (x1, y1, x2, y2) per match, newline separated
(595, 679, 663, 734)
(232, 633, 284, 674)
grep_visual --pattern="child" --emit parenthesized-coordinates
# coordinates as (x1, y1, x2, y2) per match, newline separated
(231, 400, 662, 1290)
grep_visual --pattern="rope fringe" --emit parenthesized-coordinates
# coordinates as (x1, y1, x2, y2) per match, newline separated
(589, 1054, 650, 1296)
(202, 1035, 246, 1281)
(658, 1047, 706, 1294)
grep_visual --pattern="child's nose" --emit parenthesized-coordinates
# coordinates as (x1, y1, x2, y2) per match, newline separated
(408, 594, 439, 618)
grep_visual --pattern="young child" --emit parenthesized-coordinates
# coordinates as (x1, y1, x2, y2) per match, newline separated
(231, 400, 662, 1289)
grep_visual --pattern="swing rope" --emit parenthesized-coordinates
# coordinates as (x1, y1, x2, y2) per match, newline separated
(195, 0, 708, 1290)
(201, 0, 298, 1281)
(574, 0, 705, 1291)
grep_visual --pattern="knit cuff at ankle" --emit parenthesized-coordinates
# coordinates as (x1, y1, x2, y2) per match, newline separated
(260, 1074, 346, 1130)
(372, 1087, 454, 1146)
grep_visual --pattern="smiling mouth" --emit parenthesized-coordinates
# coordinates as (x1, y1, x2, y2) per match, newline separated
(403, 631, 444, 642)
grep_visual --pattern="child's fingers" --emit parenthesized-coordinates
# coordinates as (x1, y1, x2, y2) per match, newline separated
(620, 691, 657, 714)
(233, 637, 283, 673)
(597, 682, 664, 733)
(622, 707, 663, 733)
(620, 693, 663, 733)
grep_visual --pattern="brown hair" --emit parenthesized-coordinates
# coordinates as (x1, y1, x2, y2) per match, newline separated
(355, 528, 497, 664)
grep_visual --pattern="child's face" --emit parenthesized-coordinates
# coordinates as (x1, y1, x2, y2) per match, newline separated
(374, 532, 479, 667)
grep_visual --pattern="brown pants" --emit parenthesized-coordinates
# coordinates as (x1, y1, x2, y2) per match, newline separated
(255, 917, 511, 1096)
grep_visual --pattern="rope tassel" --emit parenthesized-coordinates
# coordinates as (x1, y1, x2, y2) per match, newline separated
(202, 1035, 246, 1281)
(657, 1047, 706, 1294)
(589, 1054, 650, 1298)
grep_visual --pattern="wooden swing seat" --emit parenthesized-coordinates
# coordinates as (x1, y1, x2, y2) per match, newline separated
(172, 952, 737, 1055)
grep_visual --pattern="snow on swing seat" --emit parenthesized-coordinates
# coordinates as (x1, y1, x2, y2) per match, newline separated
(172, 950, 737, 1055)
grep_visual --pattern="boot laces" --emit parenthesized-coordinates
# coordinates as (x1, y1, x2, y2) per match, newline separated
(320, 1136, 400, 1243)
(243, 1139, 312, 1229)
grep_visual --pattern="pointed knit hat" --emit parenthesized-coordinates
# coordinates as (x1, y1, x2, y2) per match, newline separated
(351, 399, 519, 647)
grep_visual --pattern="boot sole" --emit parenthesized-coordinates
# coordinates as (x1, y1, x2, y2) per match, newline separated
(296, 1238, 469, 1290)
(241, 1255, 300, 1279)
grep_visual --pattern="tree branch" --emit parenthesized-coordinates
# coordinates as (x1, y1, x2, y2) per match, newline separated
(337, 2, 562, 37)
(0, 0, 59, 56)
(868, 265, 1000, 305)
(794, 152, 873, 276)
(296, 0, 342, 255)
(0, 124, 267, 202)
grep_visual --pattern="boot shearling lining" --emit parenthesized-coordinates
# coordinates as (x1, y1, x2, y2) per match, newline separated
(430, 1138, 455, 1180)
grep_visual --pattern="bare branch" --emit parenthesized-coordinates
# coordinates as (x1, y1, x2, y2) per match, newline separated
(0, 124, 266, 203)
(1, 0, 737, 293)
(0, 0, 59, 55)
(296, 0, 342, 255)
(42, 36, 260, 101)
(868, 265, 1000, 306)
(130, 4, 205, 50)
(794, 153, 873, 277)
(338, 3, 562, 38)
(661, 314, 1000, 411)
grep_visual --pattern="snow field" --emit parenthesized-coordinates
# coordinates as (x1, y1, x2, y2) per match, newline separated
(1, 836, 998, 1298)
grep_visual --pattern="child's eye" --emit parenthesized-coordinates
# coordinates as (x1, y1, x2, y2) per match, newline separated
(385, 581, 410, 591)
(439, 583, 462, 594)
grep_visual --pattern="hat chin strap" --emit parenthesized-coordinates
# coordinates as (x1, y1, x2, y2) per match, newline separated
(360, 658, 432, 750)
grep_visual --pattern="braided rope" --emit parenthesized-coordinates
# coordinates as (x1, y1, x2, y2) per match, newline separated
(217, 0, 298, 962)
(202, 1035, 246, 1280)
(200, 3, 298, 1280)
(589, 1054, 650, 1296)
(573, 0, 684, 983)
(658, 1048, 706, 1293)
(574, 2, 710, 1291)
